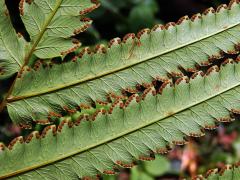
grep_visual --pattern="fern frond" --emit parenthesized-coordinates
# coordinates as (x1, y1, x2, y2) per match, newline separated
(19, 0, 99, 59)
(6, 1, 240, 126)
(0, 0, 97, 79)
(1, 1, 240, 179)
(1, 55, 240, 179)
(0, 1, 26, 79)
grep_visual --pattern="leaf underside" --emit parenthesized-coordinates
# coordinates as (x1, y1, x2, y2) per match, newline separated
(20, 0, 97, 59)
(0, 0, 97, 79)
(0, 0, 240, 179)
(2, 56, 240, 179)
(8, 1, 240, 125)
(0, 1, 25, 79)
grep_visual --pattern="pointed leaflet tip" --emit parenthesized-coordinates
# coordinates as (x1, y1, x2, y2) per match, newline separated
(190, 71, 204, 79)
(136, 28, 150, 39)
(152, 24, 165, 31)
(165, 22, 176, 30)
(203, 7, 215, 15)
(0, 143, 5, 151)
(229, 0, 240, 9)
(122, 33, 135, 43)
(108, 37, 121, 48)
(79, 1, 100, 15)
(8, 136, 24, 150)
(218, 165, 233, 176)
(176, 15, 189, 25)
(94, 44, 107, 54)
(41, 125, 56, 138)
(205, 65, 220, 76)
(78, 47, 92, 58)
(205, 168, 218, 178)
(175, 76, 189, 85)
(190, 13, 202, 22)
(216, 4, 228, 12)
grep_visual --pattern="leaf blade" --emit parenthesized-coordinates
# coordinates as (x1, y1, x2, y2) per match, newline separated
(0, 1, 26, 78)
(2, 59, 240, 178)
(10, 2, 240, 101)
(21, 0, 97, 60)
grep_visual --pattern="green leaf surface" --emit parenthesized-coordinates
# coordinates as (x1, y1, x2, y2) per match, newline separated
(7, 1, 240, 125)
(0, 0, 96, 79)
(2, 57, 240, 179)
(1, 1, 240, 179)
(20, 0, 97, 59)
(0, 1, 26, 79)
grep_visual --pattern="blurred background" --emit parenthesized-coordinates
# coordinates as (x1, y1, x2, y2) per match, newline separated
(1, 0, 239, 179)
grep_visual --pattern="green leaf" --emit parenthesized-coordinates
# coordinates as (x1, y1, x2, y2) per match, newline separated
(7, 1, 240, 126)
(20, 0, 98, 59)
(143, 155, 170, 176)
(2, 59, 240, 178)
(0, 1, 26, 79)
(1, 1, 240, 179)
(0, 0, 97, 79)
